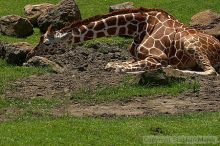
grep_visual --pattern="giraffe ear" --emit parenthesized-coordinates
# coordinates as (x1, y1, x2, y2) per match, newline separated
(45, 25, 55, 39)
(47, 25, 54, 34)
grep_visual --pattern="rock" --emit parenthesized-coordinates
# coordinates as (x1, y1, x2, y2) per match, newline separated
(24, 3, 55, 26)
(24, 56, 64, 73)
(190, 10, 220, 40)
(37, 0, 81, 33)
(0, 15, 33, 37)
(138, 69, 167, 86)
(1, 42, 33, 65)
(138, 67, 186, 86)
(0, 41, 6, 58)
(190, 10, 219, 26)
(109, 2, 134, 12)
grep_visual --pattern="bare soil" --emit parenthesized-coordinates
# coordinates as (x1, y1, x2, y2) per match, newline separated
(3, 43, 220, 117)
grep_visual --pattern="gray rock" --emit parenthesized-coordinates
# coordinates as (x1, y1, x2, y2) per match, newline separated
(190, 10, 220, 40)
(0, 15, 33, 37)
(109, 2, 134, 12)
(37, 0, 81, 33)
(24, 56, 64, 73)
(24, 3, 55, 26)
(0, 41, 6, 58)
(0, 42, 33, 65)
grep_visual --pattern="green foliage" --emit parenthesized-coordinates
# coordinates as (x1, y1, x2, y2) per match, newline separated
(0, 112, 219, 145)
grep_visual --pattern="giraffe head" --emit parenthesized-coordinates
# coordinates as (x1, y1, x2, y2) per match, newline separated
(26, 25, 75, 59)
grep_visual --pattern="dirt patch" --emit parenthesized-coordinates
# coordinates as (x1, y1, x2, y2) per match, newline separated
(67, 75, 220, 117)
(3, 43, 220, 117)
(5, 43, 129, 98)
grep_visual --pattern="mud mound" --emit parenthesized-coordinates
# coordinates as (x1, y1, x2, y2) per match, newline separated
(5, 43, 130, 98)
(3, 43, 220, 117)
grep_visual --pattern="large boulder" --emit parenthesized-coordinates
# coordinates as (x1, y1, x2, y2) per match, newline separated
(190, 10, 220, 40)
(109, 2, 134, 12)
(0, 42, 33, 65)
(0, 41, 6, 58)
(0, 15, 33, 37)
(37, 0, 81, 33)
(24, 3, 55, 27)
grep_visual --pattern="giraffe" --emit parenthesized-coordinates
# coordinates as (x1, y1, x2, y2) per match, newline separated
(27, 7, 220, 75)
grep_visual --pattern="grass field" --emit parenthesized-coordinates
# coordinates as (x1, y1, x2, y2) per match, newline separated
(0, 112, 219, 145)
(0, 0, 220, 145)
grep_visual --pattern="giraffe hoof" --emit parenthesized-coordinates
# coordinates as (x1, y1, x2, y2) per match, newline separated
(105, 62, 120, 70)
(105, 63, 114, 71)
(114, 66, 126, 73)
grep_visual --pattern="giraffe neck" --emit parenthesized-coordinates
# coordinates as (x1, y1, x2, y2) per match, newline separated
(57, 13, 151, 43)
(54, 10, 185, 45)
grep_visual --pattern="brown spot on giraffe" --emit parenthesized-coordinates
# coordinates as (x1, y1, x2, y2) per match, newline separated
(107, 17, 117, 26)
(85, 30, 94, 39)
(118, 15, 127, 25)
(138, 22, 146, 32)
(127, 24, 137, 34)
(119, 27, 126, 34)
(94, 21, 105, 31)
(107, 27, 117, 35)
(97, 31, 105, 38)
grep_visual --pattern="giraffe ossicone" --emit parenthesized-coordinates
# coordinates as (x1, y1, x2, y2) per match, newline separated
(27, 7, 220, 76)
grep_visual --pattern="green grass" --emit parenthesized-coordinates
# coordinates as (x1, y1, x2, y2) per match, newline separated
(0, 0, 59, 45)
(0, 112, 219, 146)
(0, 0, 220, 45)
(0, 97, 58, 110)
(77, 0, 220, 23)
(0, 96, 63, 121)
(0, 28, 42, 46)
(71, 75, 199, 103)
(0, 59, 49, 94)
(0, 0, 58, 17)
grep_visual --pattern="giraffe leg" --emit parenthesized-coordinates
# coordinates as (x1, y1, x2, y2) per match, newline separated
(175, 68, 217, 76)
(177, 42, 217, 75)
(105, 57, 163, 74)
(105, 60, 136, 73)
(105, 40, 139, 71)
(174, 60, 217, 76)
